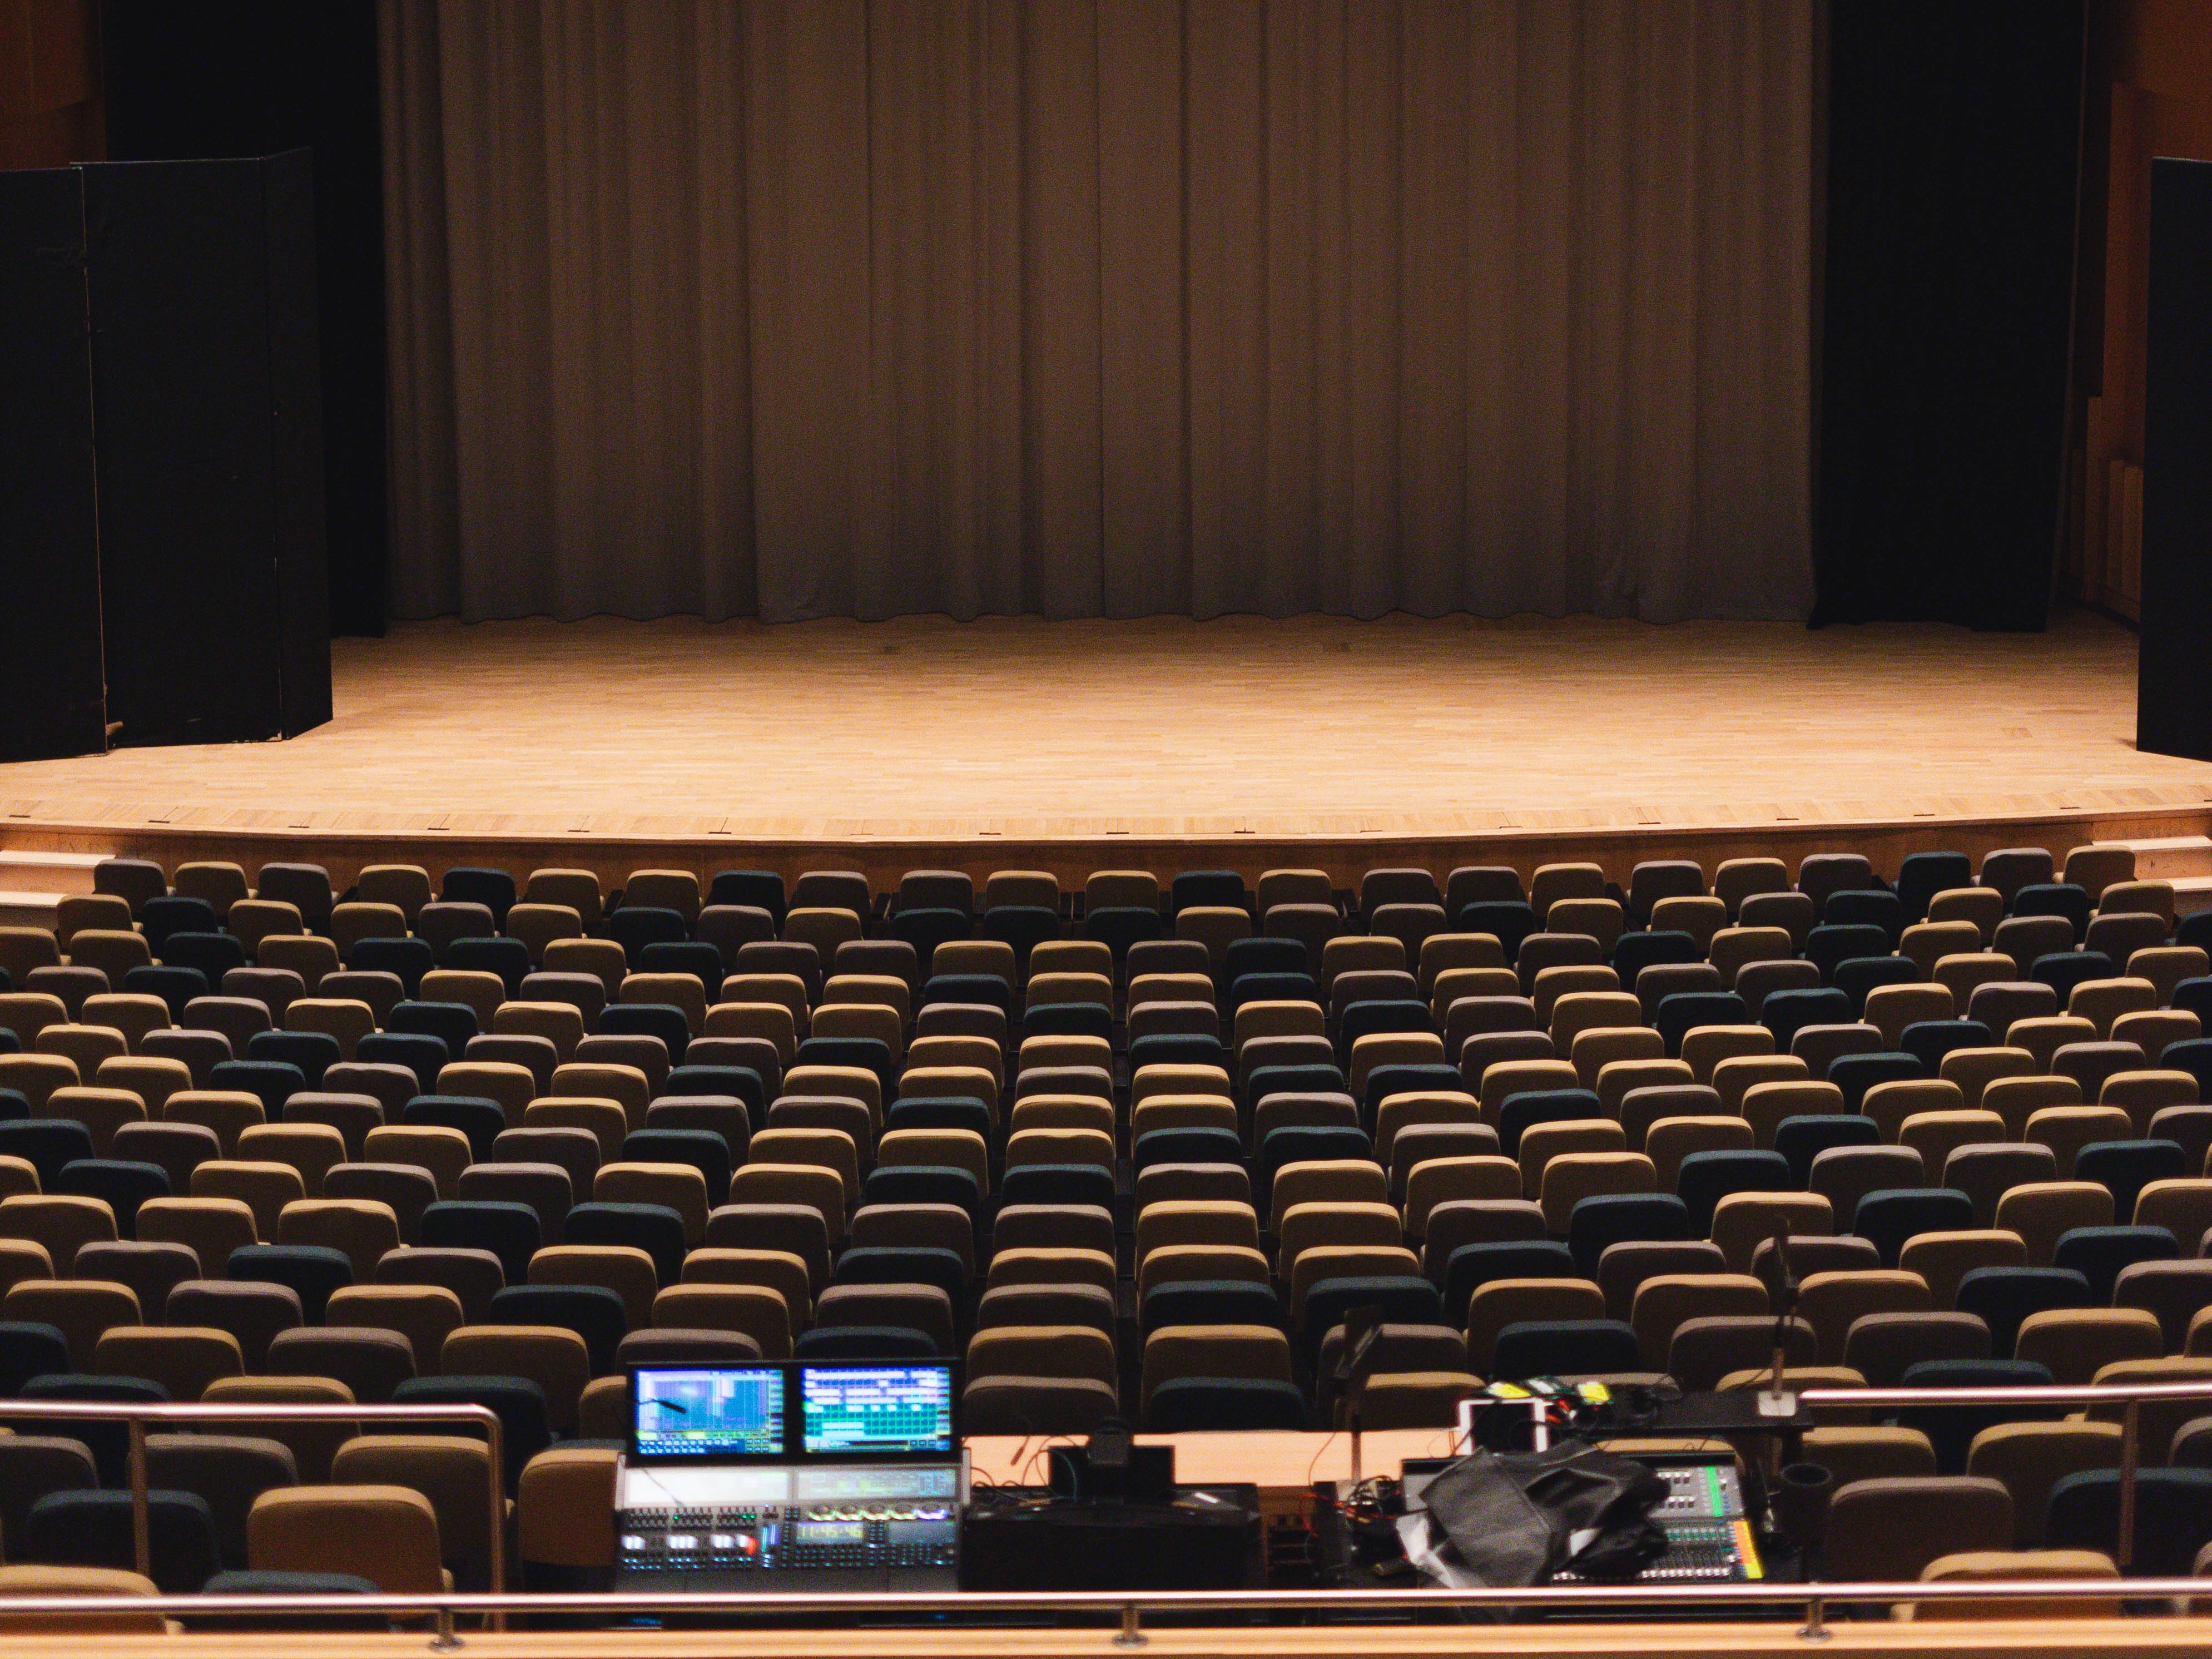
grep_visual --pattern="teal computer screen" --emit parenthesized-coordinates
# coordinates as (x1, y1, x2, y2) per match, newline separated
(799, 1365, 955, 1456)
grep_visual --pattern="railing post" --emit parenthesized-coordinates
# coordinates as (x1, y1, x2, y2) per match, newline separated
(485, 1412, 507, 1631)
(1114, 1601, 1147, 1646)
(127, 1416, 151, 1581)
(2120, 1399, 2141, 1571)
(1797, 1593, 1828, 1642)
(429, 1602, 462, 1651)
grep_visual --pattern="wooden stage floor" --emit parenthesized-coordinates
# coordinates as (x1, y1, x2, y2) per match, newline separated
(2, 606, 2207, 883)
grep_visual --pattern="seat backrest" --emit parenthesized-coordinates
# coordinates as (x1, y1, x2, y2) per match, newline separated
(247, 1483, 444, 1593)
(1798, 1269, 1933, 1365)
(1823, 1475, 2013, 1582)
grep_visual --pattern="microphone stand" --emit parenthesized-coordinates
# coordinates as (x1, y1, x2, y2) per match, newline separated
(1335, 1309, 1388, 1487)
(1757, 1225, 1800, 1418)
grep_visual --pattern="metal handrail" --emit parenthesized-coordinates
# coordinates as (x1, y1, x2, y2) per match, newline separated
(0, 1399, 505, 1612)
(6, 1378, 2212, 1646)
(0, 1576, 2193, 1648)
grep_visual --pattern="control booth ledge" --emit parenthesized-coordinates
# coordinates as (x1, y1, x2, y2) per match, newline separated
(7, 1619, 2212, 1659)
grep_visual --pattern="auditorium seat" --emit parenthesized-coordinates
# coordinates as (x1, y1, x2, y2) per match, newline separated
(1822, 1475, 2014, 1583)
(2046, 1468, 2212, 1576)
(962, 1374, 1119, 1436)
(21, 1488, 221, 1593)
(14, 843, 2208, 1459)
(247, 1484, 445, 1593)
(1966, 1420, 2124, 1547)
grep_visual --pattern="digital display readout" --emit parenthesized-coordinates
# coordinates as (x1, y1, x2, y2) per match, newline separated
(632, 1367, 785, 1457)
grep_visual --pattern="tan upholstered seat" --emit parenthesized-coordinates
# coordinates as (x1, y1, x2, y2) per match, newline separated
(1860, 1078, 1966, 1141)
(1133, 1199, 1261, 1264)
(0, 1194, 117, 1264)
(1993, 1181, 2116, 1266)
(1269, 1159, 1388, 1235)
(1896, 1230, 2027, 1308)
(0, 1051, 79, 1113)
(1629, 1272, 1768, 1369)
(681, 1246, 813, 1328)
(1821, 1476, 2013, 1584)
(993, 1244, 1119, 1295)
(1904, 1548, 2121, 1620)
(47, 1086, 146, 1157)
(1979, 1074, 2082, 1140)
(652, 1284, 792, 1358)
(1536, 1152, 1655, 1234)
(1680, 1026, 1775, 1083)
(596, 1161, 713, 1244)
(1737, 1079, 1843, 1147)
(36, 1023, 128, 1077)
(191, 1160, 308, 1236)
(551, 1062, 649, 1129)
(1966, 1421, 2124, 1547)
(1708, 1192, 1833, 1273)
(326, 1284, 467, 1370)
(519, 1099, 626, 1165)
(281, 997, 375, 1061)
(1402, 1156, 1521, 1237)
(248, 1483, 446, 1593)
(2014, 1308, 2161, 1386)
(516, 1443, 617, 1572)
(1897, 1110, 2007, 1175)
(1709, 927, 1793, 983)
(1798, 1270, 1932, 1365)
(92, 1323, 242, 1399)
(1138, 1324, 1289, 1412)
(2100, 1068, 2200, 1134)
(1457, 1274, 1603, 1371)
(1938, 1046, 2037, 1110)
(1796, 1425, 1935, 1489)
(137, 1194, 258, 1261)
(6, 1278, 140, 1367)
(276, 1198, 403, 1280)
(235, 1123, 348, 1195)
(970, 1325, 1119, 1397)
(1351, 1371, 1481, 1430)
(728, 1163, 848, 1241)
(0, 1563, 166, 1631)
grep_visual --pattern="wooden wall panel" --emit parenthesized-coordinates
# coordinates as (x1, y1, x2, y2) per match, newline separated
(0, 0, 101, 171)
(2070, 0, 2212, 619)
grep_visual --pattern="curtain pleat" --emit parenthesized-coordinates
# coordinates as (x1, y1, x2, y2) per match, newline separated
(382, 0, 1816, 623)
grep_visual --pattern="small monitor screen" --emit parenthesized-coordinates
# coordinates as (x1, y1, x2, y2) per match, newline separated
(800, 1364, 955, 1457)
(632, 1366, 785, 1459)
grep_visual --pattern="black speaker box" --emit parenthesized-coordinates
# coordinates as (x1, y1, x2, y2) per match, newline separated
(0, 169, 107, 761)
(2141, 156, 2212, 762)
(0, 150, 331, 761)
(959, 1485, 1263, 1591)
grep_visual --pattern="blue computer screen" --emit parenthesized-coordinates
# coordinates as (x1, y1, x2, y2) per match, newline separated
(632, 1366, 785, 1458)
(800, 1364, 955, 1456)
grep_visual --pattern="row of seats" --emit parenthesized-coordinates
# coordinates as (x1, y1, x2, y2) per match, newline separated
(0, 846, 2205, 1588)
(0, 1431, 497, 1594)
(0, 1429, 2198, 1600)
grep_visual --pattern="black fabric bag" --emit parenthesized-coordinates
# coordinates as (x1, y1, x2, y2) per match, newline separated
(1418, 1442, 1670, 1586)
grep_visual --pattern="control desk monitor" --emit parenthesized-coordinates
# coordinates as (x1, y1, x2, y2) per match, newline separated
(632, 1365, 786, 1461)
(628, 1363, 958, 1463)
(801, 1363, 954, 1457)
(618, 1363, 965, 1587)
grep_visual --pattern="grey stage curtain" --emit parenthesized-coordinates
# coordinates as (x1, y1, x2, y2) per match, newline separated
(381, 0, 1817, 623)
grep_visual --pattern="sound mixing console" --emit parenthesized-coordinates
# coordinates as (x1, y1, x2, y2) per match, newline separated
(616, 1463, 961, 1590)
(615, 1361, 964, 1593)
